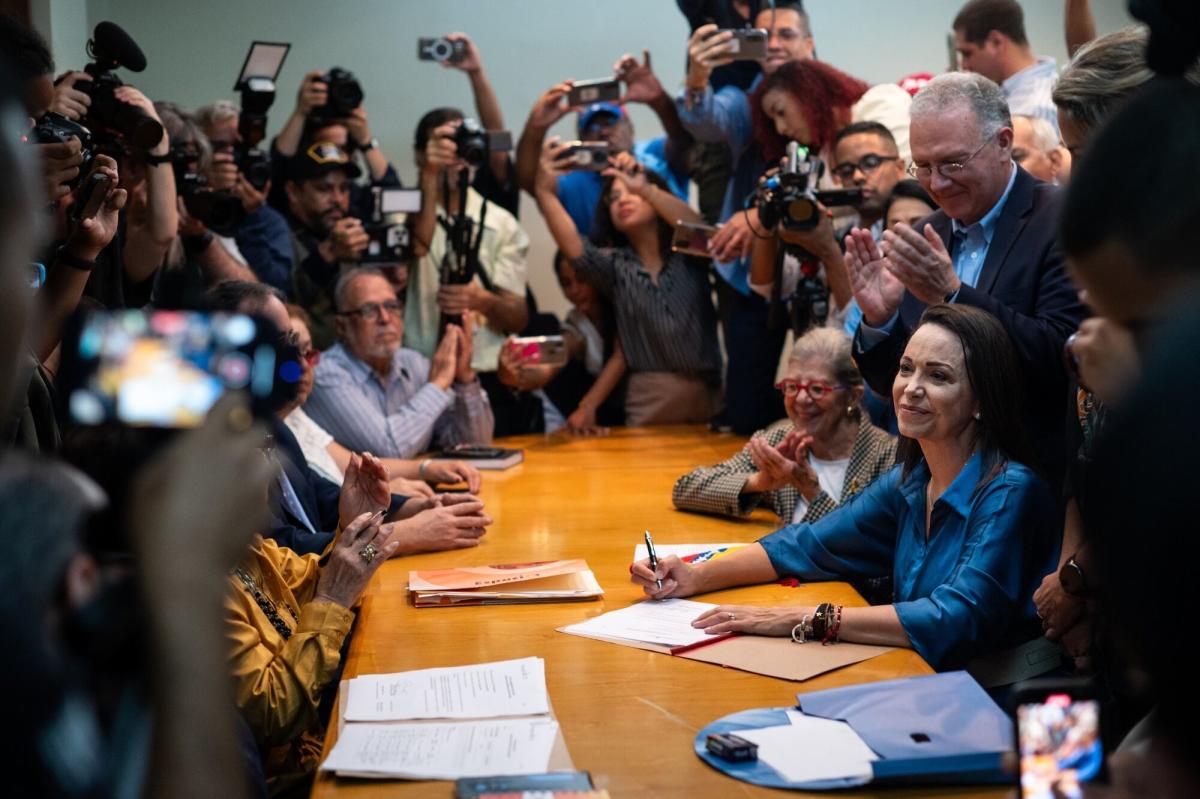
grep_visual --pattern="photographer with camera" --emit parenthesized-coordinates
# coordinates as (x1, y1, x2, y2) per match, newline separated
(268, 68, 401, 220)
(283, 142, 369, 349)
(421, 32, 521, 217)
(406, 109, 533, 435)
(196, 100, 295, 293)
(516, 49, 692, 235)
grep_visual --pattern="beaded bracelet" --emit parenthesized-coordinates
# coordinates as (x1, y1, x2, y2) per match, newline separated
(822, 605, 843, 645)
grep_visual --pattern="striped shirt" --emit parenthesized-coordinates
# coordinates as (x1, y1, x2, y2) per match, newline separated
(303, 343, 493, 459)
(1003, 57, 1060, 135)
(572, 242, 721, 379)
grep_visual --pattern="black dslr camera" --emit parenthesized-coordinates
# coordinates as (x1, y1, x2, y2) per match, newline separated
(80, 21, 164, 152)
(755, 142, 862, 232)
(453, 118, 513, 168)
(171, 146, 245, 237)
(233, 42, 291, 191)
(312, 66, 363, 122)
(362, 187, 422, 264)
(31, 112, 95, 191)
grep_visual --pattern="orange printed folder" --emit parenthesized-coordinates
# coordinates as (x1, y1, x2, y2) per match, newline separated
(408, 560, 604, 607)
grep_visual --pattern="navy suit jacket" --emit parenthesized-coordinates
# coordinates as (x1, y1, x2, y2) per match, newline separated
(854, 167, 1088, 485)
(266, 417, 340, 556)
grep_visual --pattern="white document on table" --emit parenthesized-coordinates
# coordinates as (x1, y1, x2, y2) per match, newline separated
(737, 714, 878, 784)
(559, 598, 718, 647)
(344, 657, 549, 721)
(320, 718, 560, 779)
(632, 543, 746, 562)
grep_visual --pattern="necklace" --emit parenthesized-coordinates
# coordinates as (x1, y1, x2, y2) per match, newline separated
(234, 567, 299, 641)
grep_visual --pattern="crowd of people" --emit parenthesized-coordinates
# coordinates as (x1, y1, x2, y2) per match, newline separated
(2, 0, 1199, 796)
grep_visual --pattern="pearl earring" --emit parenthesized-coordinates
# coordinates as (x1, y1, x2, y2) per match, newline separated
(973, 411, 982, 420)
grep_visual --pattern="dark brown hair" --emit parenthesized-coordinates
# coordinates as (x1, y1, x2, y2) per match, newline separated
(588, 169, 675, 263)
(896, 304, 1036, 488)
(953, 0, 1028, 47)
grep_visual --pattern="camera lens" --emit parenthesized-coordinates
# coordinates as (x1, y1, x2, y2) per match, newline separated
(430, 39, 452, 60)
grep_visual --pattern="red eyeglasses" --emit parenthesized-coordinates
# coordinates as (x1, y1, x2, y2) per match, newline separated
(774, 379, 847, 401)
(301, 348, 321, 367)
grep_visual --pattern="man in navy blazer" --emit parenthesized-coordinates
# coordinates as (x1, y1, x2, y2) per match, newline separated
(845, 72, 1087, 485)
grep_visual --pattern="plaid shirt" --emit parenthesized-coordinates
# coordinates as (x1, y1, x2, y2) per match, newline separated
(672, 418, 897, 523)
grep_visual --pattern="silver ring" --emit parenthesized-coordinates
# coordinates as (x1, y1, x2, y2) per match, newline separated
(727, 612, 736, 621)
(359, 543, 379, 563)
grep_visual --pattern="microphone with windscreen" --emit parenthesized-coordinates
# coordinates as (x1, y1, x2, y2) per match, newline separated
(81, 21, 163, 151)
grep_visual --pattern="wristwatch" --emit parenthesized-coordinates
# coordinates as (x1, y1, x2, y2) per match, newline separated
(1058, 556, 1091, 597)
(360, 137, 379, 151)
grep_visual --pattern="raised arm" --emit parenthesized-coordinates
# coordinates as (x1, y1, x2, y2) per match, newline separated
(615, 50, 693, 177)
(275, 71, 326, 158)
(116, 87, 177, 285)
(533, 137, 585, 260)
(606, 151, 703, 226)
(1065, 0, 1098, 56)
(516, 81, 573, 195)
(442, 33, 510, 183)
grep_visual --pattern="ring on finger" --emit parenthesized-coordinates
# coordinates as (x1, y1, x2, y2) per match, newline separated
(359, 543, 379, 563)
(726, 612, 736, 621)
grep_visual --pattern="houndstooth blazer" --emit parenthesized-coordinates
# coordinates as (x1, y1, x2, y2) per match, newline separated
(672, 418, 898, 523)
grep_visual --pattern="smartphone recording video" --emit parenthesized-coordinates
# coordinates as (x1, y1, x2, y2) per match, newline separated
(671, 221, 718, 257)
(57, 309, 301, 428)
(1016, 679, 1105, 799)
(568, 78, 621, 107)
(506, 335, 568, 368)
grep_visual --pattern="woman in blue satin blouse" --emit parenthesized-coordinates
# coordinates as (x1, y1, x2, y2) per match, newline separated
(631, 305, 1060, 671)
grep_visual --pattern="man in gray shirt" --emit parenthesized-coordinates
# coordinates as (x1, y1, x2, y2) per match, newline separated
(304, 268, 493, 459)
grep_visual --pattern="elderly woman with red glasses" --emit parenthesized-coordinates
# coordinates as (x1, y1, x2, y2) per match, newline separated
(673, 327, 896, 526)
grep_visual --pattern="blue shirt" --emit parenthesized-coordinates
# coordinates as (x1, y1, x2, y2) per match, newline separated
(950, 162, 1018, 291)
(757, 452, 1059, 669)
(235, 204, 294, 295)
(676, 75, 765, 294)
(556, 136, 690, 237)
(305, 343, 494, 459)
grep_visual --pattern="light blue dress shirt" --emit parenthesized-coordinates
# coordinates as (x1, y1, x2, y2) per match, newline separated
(757, 451, 1060, 669)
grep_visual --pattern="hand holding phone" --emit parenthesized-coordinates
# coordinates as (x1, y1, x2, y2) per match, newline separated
(671, 221, 718, 257)
(1015, 678, 1106, 799)
(567, 78, 621, 107)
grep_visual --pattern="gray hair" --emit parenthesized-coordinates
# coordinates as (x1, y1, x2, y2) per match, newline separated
(195, 99, 240, 136)
(155, 100, 213, 171)
(1052, 27, 1155, 137)
(910, 72, 1012, 141)
(1013, 114, 1059, 153)
(333, 266, 391, 312)
(788, 326, 863, 389)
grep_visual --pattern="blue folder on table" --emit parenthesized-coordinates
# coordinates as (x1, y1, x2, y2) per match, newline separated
(694, 671, 1013, 790)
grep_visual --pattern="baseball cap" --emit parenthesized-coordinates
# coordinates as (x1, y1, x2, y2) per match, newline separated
(578, 102, 626, 135)
(289, 141, 362, 182)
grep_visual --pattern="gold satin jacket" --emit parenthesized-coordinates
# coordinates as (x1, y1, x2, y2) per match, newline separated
(225, 536, 354, 793)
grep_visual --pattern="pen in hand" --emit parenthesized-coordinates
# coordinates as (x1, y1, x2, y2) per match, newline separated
(644, 530, 663, 592)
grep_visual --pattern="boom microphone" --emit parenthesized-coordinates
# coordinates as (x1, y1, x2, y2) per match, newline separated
(90, 21, 147, 72)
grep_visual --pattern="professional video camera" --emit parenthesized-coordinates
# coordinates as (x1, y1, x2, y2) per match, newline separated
(80, 21, 164, 152)
(362, 187, 422, 264)
(171, 146, 245, 237)
(233, 42, 291, 191)
(30, 112, 95, 192)
(453, 118, 512, 168)
(311, 66, 363, 123)
(755, 142, 862, 232)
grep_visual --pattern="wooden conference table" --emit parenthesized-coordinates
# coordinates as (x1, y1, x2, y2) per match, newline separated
(312, 427, 1007, 798)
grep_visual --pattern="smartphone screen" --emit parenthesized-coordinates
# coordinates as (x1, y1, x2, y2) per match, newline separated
(1017, 692, 1104, 799)
(59, 309, 298, 428)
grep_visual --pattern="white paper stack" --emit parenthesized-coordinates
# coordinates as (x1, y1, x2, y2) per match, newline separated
(321, 657, 559, 780)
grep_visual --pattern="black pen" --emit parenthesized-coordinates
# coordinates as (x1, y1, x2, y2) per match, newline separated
(644, 530, 662, 591)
